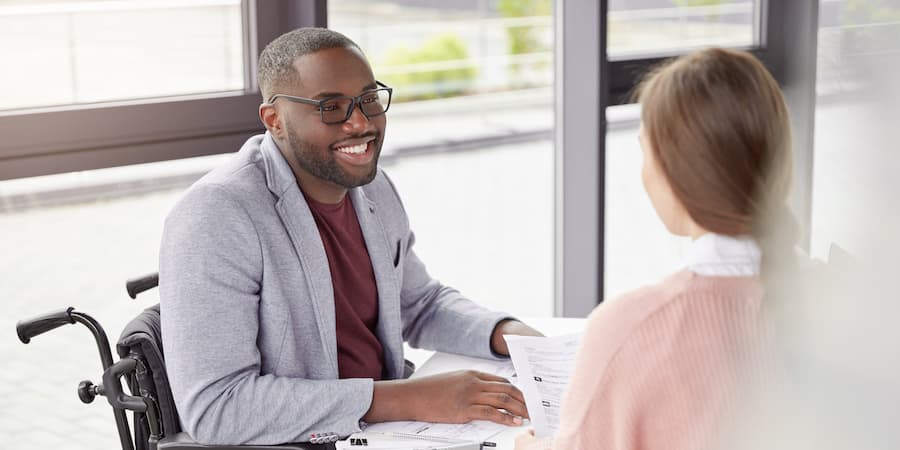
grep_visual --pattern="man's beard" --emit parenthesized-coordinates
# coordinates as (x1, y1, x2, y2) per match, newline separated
(286, 126, 380, 189)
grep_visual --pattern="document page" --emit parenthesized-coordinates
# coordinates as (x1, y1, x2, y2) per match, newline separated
(504, 333, 582, 438)
(409, 352, 516, 380)
(362, 420, 503, 444)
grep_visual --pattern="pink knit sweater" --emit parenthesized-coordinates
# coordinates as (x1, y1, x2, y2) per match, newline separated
(537, 270, 771, 450)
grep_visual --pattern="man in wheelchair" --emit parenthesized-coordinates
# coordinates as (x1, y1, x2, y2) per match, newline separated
(158, 27, 541, 446)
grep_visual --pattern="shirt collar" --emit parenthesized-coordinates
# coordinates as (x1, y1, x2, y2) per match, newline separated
(685, 233, 761, 277)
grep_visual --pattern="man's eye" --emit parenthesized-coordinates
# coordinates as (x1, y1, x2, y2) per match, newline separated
(320, 103, 339, 112)
(361, 94, 377, 104)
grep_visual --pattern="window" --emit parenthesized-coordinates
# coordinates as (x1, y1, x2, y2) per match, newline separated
(603, 105, 687, 300)
(810, 0, 900, 258)
(0, 0, 244, 111)
(330, 0, 556, 318)
(0, 0, 322, 180)
(609, 0, 760, 59)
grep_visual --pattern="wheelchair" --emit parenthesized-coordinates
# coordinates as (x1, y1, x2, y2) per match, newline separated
(16, 273, 333, 450)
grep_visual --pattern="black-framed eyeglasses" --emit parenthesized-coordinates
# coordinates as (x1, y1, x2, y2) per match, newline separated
(267, 81, 393, 124)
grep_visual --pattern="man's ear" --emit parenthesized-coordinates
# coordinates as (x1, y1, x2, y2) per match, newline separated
(259, 103, 283, 138)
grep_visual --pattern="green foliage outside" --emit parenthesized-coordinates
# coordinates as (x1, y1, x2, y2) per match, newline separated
(672, 0, 723, 20)
(381, 33, 476, 102)
(672, 0, 723, 7)
(840, 0, 900, 53)
(497, 0, 552, 56)
(843, 0, 900, 24)
(497, 0, 552, 85)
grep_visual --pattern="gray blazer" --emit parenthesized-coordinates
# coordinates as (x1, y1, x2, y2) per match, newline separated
(159, 133, 511, 445)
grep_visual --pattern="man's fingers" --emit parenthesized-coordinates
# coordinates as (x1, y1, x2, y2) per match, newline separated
(470, 405, 524, 426)
(469, 371, 511, 384)
(480, 380, 527, 405)
(476, 392, 529, 418)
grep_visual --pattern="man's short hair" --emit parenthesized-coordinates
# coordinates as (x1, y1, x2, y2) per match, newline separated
(257, 27, 361, 101)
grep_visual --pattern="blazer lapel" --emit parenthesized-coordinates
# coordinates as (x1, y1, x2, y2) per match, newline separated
(261, 134, 338, 376)
(350, 188, 404, 379)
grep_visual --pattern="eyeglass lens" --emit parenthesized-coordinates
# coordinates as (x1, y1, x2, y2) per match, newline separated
(321, 89, 391, 123)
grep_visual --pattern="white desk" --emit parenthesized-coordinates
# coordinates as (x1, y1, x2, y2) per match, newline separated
(399, 317, 587, 450)
(403, 317, 586, 369)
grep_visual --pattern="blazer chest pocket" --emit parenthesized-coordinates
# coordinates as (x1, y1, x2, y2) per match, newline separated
(391, 239, 405, 286)
(392, 239, 402, 268)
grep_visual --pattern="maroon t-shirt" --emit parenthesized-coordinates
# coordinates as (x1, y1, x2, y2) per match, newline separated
(305, 193, 384, 380)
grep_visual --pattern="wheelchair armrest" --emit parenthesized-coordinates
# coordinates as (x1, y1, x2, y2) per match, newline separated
(158, 432, 335, 450)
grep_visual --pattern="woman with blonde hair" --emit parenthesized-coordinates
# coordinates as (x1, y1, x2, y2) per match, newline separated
(515, 47, 799, 450)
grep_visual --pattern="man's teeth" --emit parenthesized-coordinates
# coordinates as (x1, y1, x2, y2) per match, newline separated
(336, 143, 367, 154)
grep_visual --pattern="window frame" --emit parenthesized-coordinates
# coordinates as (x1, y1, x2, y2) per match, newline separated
(0, 0, 327, 180)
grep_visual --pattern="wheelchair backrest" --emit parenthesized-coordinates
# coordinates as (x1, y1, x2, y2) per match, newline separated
(117, 303, 181, 449)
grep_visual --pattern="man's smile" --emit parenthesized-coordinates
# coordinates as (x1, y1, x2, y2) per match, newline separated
(333, 135, 378, 166)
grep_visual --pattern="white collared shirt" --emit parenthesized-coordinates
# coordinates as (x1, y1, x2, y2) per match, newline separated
(684, 233, 761, 277)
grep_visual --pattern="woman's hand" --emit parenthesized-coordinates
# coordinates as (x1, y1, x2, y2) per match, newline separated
(515, 429, 552, 450)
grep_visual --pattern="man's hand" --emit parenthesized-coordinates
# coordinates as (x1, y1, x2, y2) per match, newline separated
(365, 370, 528, 426)
(490, 319, 544, 356)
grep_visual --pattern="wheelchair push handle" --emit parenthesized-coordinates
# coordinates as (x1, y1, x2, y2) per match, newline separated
(126, 272, 159, 299)
(16, 307, 76, 344)
(16, 306, 135, 450)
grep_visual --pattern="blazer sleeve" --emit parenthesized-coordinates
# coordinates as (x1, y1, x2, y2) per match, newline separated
(159, 183, 372, 445)
(377, 172, 512, 360)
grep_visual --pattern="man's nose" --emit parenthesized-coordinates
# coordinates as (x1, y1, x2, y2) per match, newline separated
(342, 102, 370, 130)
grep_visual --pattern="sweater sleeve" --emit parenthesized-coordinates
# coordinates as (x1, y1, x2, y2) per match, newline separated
(553, 271, 744, 450)
(552, 273, 696, 450)
(552, 303, 641, 450)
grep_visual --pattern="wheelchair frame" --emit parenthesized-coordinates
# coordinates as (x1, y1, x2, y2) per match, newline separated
(16, 273, 329, 450)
